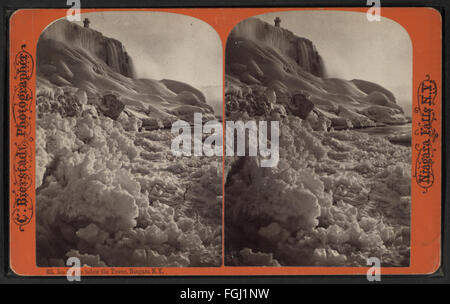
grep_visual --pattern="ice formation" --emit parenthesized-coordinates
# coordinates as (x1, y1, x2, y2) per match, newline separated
(225, 18, 409, 130)
(36, 20, 221, 267)
(37, 20, 216, 129)
(225, 116, 411, 266)
(225, 18, 411, 267)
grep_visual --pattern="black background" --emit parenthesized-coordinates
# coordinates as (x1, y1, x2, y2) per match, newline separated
(0, 0, 448, 286)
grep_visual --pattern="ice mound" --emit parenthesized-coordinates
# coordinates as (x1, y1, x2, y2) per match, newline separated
(351, 79, 396, 103)
(160, 79, 207, 103)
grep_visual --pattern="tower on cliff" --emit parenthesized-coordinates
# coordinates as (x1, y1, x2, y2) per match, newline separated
(274, 17, 281, 27)
(83, 18, 90, 28)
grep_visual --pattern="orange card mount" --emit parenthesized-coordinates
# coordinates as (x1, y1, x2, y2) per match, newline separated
(9, 7, 441, 276)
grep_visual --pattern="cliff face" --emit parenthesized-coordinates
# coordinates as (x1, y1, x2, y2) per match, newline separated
(229, 18, 326, 77)
(41, 19, 136, 78)
(36, 19, 215, 127)
(226, 17, 408, 128)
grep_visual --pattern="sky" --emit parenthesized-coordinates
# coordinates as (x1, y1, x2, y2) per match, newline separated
(74, 11, 222, 89)
(258, 11, 412, 115)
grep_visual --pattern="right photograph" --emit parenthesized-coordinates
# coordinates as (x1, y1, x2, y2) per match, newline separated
(224, 10, 412, 267)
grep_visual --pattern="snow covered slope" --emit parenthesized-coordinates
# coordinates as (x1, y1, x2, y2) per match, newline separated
(37, 19, 215, 126)
(226, 18, 408, 128)
(41, 19, 137, 78)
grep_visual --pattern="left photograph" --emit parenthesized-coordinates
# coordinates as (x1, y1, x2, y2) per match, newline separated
(35, 12, 223, 267)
